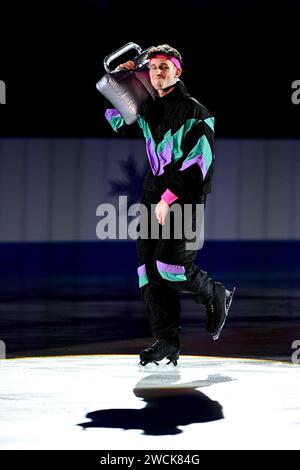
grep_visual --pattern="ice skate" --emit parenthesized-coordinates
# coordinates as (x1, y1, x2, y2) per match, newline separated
(139, 338, 180, 366)
(206, 283, 236, 340)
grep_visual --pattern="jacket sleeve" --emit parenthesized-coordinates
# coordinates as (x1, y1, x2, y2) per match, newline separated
(161, 112, 215, 201)
(103, 98, 139, 137)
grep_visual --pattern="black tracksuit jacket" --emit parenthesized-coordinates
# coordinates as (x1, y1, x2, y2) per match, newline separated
(105, 80, 215, 203)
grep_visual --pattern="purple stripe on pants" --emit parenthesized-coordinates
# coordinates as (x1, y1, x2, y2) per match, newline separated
(137, 264, 146, 277)
(156, 260, 185, 274)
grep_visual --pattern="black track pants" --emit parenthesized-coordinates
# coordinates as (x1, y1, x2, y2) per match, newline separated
(136, 191, 215, 340)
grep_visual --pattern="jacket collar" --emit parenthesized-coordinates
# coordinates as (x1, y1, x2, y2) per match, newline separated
(156, 80, 187, 102)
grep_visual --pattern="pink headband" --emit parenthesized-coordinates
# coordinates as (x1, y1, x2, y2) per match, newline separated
(149, 54, 182, 71)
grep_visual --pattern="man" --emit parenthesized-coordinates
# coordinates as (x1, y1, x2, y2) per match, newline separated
(104, 44, 235, 366)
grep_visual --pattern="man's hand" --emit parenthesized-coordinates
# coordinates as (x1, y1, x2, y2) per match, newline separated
(115, 60, 135, 71)
(155, 199, 170, 225)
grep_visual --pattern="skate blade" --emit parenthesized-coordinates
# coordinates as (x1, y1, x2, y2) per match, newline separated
(139, 360, 159, 367)
(226, 286, 236, 311)
(166, 353, 180, 366)
(166, 359, 178, 366)
(212, 286, 236, 341)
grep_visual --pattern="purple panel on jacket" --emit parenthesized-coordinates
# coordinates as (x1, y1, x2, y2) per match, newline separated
(157, 140, 173, 175)
(180, 154, 207, 178)
(105, 108, 121, 121)
(146, 137, 159, 175)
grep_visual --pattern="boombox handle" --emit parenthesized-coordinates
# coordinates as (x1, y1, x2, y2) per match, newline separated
(103, 42, 152, 73)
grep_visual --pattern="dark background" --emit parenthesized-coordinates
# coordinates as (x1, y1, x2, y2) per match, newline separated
(0, 0, 299, 137)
